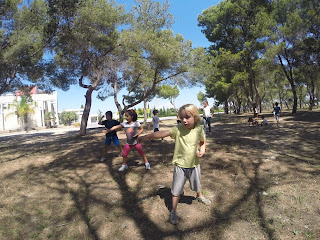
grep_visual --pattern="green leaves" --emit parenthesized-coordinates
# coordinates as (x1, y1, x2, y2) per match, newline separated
(6, 95, 35, 128)
(0, 0, 47, 94)
(158, 84, 179, 100)
(131, 0, 174, 31)
(60, 111, 78, 126)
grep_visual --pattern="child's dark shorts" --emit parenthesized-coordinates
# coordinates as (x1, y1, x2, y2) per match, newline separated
(105, 135, 120, 146)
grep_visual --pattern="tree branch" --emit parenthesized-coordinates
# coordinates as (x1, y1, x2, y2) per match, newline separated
(78, 75, 90, 88)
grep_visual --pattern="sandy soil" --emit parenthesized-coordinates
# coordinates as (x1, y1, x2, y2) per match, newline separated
(0, 111, 319, 240)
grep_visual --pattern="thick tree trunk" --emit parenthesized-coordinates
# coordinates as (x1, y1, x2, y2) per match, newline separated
(224, 99, 229, 114)
(79, 87, 94, 136)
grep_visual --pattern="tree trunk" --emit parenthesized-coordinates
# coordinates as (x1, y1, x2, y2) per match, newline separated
(80, 87, 94, 136)
(299, 98, 302, 109)
(290, 84, 297, 113)
(277, 54, 297, 114)
(242, 81, 254, 108)
(143, 100, 147, 125)
(224, 99, 229, 114)
(308, 79, 315, 110)
(252, 73, 261, 113)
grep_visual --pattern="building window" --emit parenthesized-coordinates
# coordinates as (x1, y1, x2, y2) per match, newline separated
(91, 116, 97, 123)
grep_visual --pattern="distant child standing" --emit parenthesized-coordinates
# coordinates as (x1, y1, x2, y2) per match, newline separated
(273, 102, 281, 127)
(138, 104, 211, 225)
(253, 105, 259, 118)
(150, 109, 161, 142)
(99, 111, 123, 162)
(152, 109, 160, 133)
(103, 109, 150, 171)
(199, 100, 214, 135)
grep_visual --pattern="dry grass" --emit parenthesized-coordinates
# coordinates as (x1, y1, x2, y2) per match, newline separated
(0, 111, 319, 240)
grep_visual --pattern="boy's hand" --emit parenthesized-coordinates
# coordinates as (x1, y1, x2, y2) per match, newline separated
(197, 150, 205, 157)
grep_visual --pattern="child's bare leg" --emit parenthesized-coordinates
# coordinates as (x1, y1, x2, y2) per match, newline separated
(141, 154, 148, 163)
(196, 191, 203, 198)
(103, 145, 109, 157)
(172, 195, 180, 212)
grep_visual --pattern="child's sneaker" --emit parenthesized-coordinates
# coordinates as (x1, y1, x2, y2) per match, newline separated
(145, 162, 151, 170)
(100, 157, 106, 162)
(197, 196, 211, 205)
(170, 211, 178, 225)
(118, 164, 129, 171)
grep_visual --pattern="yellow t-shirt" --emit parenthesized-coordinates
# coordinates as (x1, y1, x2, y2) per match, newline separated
(169, 124, 205, 168)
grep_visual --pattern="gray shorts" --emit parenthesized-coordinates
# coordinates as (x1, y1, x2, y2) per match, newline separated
(171, 165, 201, 196)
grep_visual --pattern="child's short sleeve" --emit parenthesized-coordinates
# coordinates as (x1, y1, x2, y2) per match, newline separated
(134, 121, 141, 128)
(112, 120, 120, 127)
(170, 126, 178, 139)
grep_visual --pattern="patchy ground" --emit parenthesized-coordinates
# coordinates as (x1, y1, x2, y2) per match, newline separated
(0, 111, 319, 240)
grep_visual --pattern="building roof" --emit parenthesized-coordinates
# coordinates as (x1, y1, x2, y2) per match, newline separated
(15, 86, 45, 96)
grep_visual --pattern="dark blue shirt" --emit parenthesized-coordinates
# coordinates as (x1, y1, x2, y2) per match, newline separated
(102, 120, 120, 137)
(274, 106, 281, 114)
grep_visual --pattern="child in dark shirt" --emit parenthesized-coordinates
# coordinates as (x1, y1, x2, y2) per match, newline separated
(98, 111, 123, 162)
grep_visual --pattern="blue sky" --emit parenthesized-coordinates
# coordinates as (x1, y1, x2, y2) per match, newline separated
(56, 0, 220, 114)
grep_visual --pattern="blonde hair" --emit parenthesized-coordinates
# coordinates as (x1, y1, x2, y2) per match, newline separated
(178, 104, 201, 126)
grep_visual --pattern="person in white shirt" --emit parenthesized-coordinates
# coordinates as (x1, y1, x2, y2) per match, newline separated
(199, 100, 214, 135)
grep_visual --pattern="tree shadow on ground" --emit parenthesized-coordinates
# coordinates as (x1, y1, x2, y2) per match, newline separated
(1, 113, 319, 239)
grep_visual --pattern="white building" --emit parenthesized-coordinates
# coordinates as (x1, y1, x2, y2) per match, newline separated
(0, 86, 59, 132)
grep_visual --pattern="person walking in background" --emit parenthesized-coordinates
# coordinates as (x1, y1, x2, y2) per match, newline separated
(103, 109, 150, 171)
(150, 109, 162, 142)
(199, 100, 214, 135)
(272, 103, 276, 117)
(98, 111, 123, 162)
(253, 105, 259, 118)
(138, 104, 211, 225)
(273, 102, 281, 127)
(152, 109, 160, 132)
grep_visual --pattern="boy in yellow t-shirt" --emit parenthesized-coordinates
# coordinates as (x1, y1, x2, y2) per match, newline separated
(138, 104, 211, 225)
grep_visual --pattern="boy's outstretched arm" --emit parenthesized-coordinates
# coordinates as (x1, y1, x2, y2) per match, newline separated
(138, 130, 171, 143)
